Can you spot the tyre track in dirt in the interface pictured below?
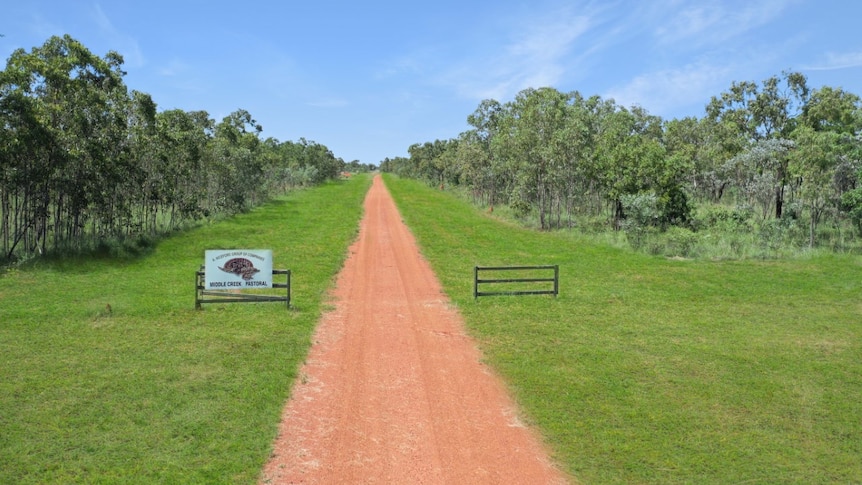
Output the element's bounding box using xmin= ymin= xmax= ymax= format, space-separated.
xmin=260 ymin=175 xmax=570 ymax=484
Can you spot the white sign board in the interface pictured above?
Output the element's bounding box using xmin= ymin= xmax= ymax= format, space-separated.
xmin=204 ymin=249 xmax=273 ymax=290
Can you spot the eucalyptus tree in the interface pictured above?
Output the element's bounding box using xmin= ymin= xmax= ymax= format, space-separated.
xmin=378 ymin=156 xmax=412 ymax=176
xmin=725 ymin=138 xmax=796 ymax=220
xmin=464 ymin=99 xmax=504 ymax=205
xmin=210 ymin=109 xmax=264 ymax=212
xmin=663 ymin=116 xmax=732 ymax=203
xmin=593 ymin=102 xmax=669 ymax=228
xmin=800 ymin=86 xmax=862 ymax=134
xmin=343 ymin=159 xmax=375 ymax=173
xmin=155 ymin=108 xmax=214 ymax=225
xmin=86 ymin=52 xmax=136 ymax=241
xmin=259 ymin=136 xmax=287 ymax=192
xmin=297 ymin=138 xmax=344 ymax=184
xmin=120 ymin=90 xmax=158 ymax=235
xmin=791 ymin=86 xmax=862 ymax=244
xmin=391 ymin=69 xmax=862 ymax=250
xmin=455 ymin=129 xmax=493 ymax=204
xmin=0 ymin=66 xmax=52 ymax=259
xmin=272 ymin=140 xmax=310 ymax=187
xmin=842 ymin=166 xmax=862 ymax=233
xmin=0 ymin=34 xmax=131 ymax=255
xmin=270 ymin=137 xmax=343 ymax=188
xmin=790 ymin=126 xmax=845 ymax=245
xmin=707 ymin=72 xmax=810 ymax=218
xmin=559 ymin=92 xmax=603 ymax=222
xmin=0 ymin=34 xmax=354 ymax=262
xmin=490 ymin=87 xmax=574 ymax=229
xmin=407 ymin=139 xmax=453 ymax=187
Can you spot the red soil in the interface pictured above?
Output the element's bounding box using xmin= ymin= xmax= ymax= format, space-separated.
xmin=260 ymin=175 xmax=571 ymax=484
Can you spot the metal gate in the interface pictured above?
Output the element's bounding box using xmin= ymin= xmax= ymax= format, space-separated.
xmin=473 ymin=265 xmax=559 ymax=299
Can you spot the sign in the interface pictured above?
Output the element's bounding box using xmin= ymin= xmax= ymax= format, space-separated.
xmin=204 ymin=249 xmax=273 ymax=290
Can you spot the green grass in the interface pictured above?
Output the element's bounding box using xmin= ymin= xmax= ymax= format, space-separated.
xmin=0 ymin=174 xmax=372 ymax=484
xmin=384 ymin=174 xmax=862 ymax=484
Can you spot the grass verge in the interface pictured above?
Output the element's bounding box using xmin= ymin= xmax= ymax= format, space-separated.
xmin=384 ymin=174 xmax=862 ymax=484
xmin=0 ymin=174 xmax=372 ymax=484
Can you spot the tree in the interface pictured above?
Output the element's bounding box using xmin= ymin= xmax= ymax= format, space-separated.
xmin=155 ymin=108 xmax=213 ymax=225
xmin=391 ymin=69 xmax=862 ymax=252
xmin=1 ymin=34 xmax=345 ymax=263
xmin=725 ymin=138 xmax=795 ymax=220
xmin=1 ymin=34 xmax=131 ymax=255
xmin=707 ymin=72 xmax=809 ymax=218
xmin=790 ymin=127 xmax=839 ymax=245
xmin=0 ymin=69 xmax=52 ymax=259
xmin=407 ymin=140 xmax=452 ymax=187
xmin=593 ymin=103 xmax=668 ymax=228
xmin=464 ymin=99 xmax=504 ymax=206
xmin=500 ymin=87 xmax=573 ymax=229
xmin=793 ymin=86 xmax=862 ymax=244
xmin=664 ymin=116 xmax=734 ymax=203
xmin=210 ymin=109 xmax=264 ymax=212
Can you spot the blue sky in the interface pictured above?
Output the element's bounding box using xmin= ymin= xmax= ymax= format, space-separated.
xmin=3 ymin=1 xmax=862 ymax=164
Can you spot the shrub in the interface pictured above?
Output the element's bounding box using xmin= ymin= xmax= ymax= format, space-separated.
xmin=657 ymin=185 xmax=693 ymax=228
xmin=841 ymin=188 xmax=862 ymax=233
xmin=664 ymin=226 xmax=699 ymax=257
xmin=620 ymin=193 xmax=659 ymax=250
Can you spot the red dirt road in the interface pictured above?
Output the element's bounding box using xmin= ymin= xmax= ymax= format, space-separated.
xmin=261 ymin=175 xmax=570 ymax=484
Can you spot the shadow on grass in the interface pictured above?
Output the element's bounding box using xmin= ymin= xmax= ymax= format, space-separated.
xmin=7 ymin=234 xmax=163 ymax=275
xmin=0 ymin=185 xmax=327 ymax=277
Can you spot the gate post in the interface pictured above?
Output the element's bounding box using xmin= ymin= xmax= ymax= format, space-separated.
xmin=473 ymin=266 xmax=479 ymax=299
xmin=554 ymin=264 xmax=559 ymax=296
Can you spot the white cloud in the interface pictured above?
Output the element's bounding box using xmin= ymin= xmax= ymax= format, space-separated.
xmin=653 ymin=3 xmax=725 ymax=44
xmin=604 ymin=62 xmax=732 ymax=117
xmin=91 ymin=4 xmax=144 ymax=68
xmin=157 ymin=59 xmax=191 ymax=77
xmin=653 ymin=0 xmax=800 ymax=47
xmin=804 ymin=51 xmax=862 ymax=71
xmin=439 ymin=6 xmax=593 ymax=102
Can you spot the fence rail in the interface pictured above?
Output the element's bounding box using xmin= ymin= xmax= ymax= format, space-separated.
xmin=195 ymin=268 xmax=291 ymax=309
xmin=473 ymin=265 xmax=559 ymax=299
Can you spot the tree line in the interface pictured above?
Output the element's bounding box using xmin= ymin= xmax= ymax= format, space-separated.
xmin=381 ymin=72 xmax=862 ymax=249
xmin=1 ymin=35 xmax=367 ymax=263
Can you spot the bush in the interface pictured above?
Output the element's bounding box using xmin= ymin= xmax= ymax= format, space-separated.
xmin=756 ymin=217 xmax=805 ymax=256
xmin=620 ymin=193 xmax=659 ymax=250
xmin=841 ymin=188 xmax=862 ymax=233
xmin=693 ymin=204 xmax=754 ymax=232
xmin=664 ymin=226 xmax=699 ymax=257
xmin=657 ymin=185 xmax=693 ymax=228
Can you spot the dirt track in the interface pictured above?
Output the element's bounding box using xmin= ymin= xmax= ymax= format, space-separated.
xmin=261 ymin=175 xmax=569 ymax=484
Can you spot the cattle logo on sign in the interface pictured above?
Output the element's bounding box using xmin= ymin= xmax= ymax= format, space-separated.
xmin=205 ymin=250 xmax=273 ymax=289
xmin=219 ymin=257 xmax=261 ymax=280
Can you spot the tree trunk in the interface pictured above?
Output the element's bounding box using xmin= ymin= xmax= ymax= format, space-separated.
xmin=613 ymin=199 xmax=625 ymax=230
xmin=809 ymin=215 xmax=816 ymax=248
xmin=775 ymin=184 xmax=784 ymax=219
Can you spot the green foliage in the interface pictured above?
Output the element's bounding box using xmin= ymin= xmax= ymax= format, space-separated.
xmin=756 ymin=216 xmax=805 ymax=253
xmin=664 ymin=225 xmax=700 ymax=257
xmin=694 ymin=204 xmax=754 ymax=231
xmin=657 ymin=184 xmax=693 ymax=227
xmin=386 ymin=175 xmax=862 ymax=484
xmin=0 ymin=174 xmax=372 ymax=483
xmin=841 ymin=188 xmax=862 ymax=232
xmin=0 ymin=35 xmax=346 ymax=265
xmin=388 ymin=71 xmax=862 ymax=254
xmin=620 ymin=192 xmax=659 ymax=250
